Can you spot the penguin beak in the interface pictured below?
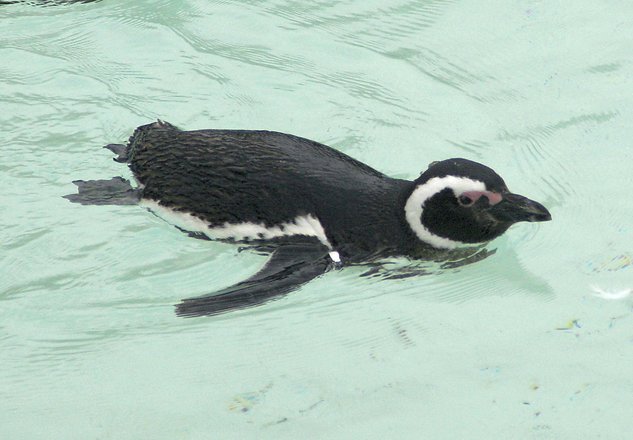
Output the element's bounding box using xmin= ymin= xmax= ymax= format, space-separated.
xmin=490 ymin=193 xmax=552 ymax=223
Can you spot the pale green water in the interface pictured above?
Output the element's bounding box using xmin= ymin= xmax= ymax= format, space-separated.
xmin=2 ymin=1 xmax=633 ymax=438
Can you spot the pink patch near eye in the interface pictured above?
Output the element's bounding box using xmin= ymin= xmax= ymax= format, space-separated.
xmin=461 ymin=190 xmax=503 ymax=206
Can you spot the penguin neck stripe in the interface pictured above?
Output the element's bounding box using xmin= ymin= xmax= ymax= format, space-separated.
xmin=404 ymin=176 xmax=486 ymax=249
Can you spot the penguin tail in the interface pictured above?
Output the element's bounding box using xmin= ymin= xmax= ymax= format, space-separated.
xmin=121 ymin=119 xmax=180 ymax=162
xmin=103 ymin=120 xmax=179 ymax=164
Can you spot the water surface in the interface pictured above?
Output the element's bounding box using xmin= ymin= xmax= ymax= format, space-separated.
xmin=2 ymin=1 xmax=633 ymax=438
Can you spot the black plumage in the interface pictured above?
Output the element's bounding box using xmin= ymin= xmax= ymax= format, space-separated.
xmin=124 ymin=121 xmax=420 ymax=260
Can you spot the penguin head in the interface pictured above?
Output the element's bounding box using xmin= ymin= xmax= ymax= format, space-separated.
xmin=405 ymin=158 xmax=551 ymax=249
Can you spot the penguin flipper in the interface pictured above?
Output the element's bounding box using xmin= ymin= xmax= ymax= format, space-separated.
xmin=175 ymin=244 xmax=333 ymax=317
xmin=63 ymin=177 xmax=140 ymax=205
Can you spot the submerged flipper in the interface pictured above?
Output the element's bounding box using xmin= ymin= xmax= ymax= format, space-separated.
xmin=63 ymin=177 xmax=140 ymax=205
xmin=176 ymin=244 xmax=334 ymax=317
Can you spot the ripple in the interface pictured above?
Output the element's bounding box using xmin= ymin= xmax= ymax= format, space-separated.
xmin=308 ymin=70 xmax=409 ymax=110
xmin=255 ymin=0 xmax=493 ymax=105
xmin=262 ymin=0 xmax=455 ymax=44
xmin=0 ymin=0 xmax=101 ymax=5
xmin=445 ymin=139 xmax=491 ymax=160
xmin=2 ymin=227 xmax=50 ymax=250
xmin=3 ymin=24 xmax=95 ymax=65
xmin=153 ymin=1 xmax=437 ymax=120
xmin=497 ymin=111 xmax=619 ymax=205
xmin=398 ymin=47 xmax=495 ymax=102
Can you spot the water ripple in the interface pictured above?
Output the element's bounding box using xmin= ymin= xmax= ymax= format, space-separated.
xmin=498 ymin=110 xmax=619 ymax=204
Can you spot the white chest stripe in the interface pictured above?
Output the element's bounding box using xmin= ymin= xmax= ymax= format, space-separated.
xmin=404 ymin=176 xmax=485 ymax=250
xmin=140 ymin=199 xmax=334 ymax=249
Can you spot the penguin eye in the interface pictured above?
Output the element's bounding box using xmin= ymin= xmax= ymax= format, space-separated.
xmin=458 ymin=195 xmax=475 ymax=207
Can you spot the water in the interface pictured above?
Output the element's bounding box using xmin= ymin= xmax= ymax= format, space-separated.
xmin=2 ymin=1 xmax=632 ymax=438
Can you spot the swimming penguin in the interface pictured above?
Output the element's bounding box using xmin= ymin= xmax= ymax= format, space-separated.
xmin=64 ymin=120 xmax=551 ymax=317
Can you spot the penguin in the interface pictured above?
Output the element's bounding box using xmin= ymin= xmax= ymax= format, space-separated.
xmin=64 ymin=120 xmax=551 ymax=317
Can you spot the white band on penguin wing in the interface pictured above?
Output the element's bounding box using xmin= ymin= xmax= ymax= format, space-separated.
xmin=404 ymin=176 xmax=485 ymax=249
